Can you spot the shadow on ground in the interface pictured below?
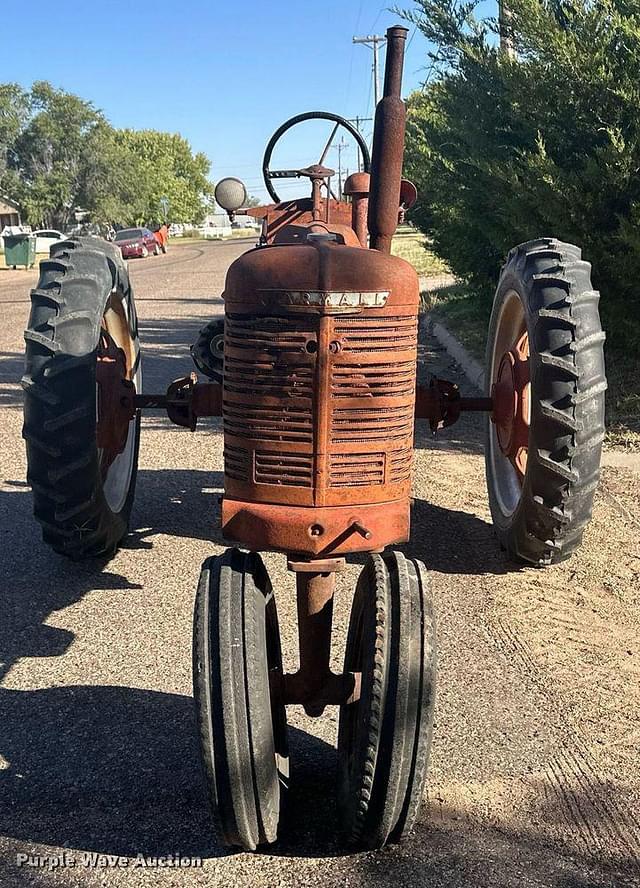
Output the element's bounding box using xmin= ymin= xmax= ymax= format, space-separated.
xmin=0 ymin=684 xmax=631 ymax=884
xmin=0 ymin=684 xmax=338 ymax=860
xmin=0 ymin=352 xmax=24 ymax=408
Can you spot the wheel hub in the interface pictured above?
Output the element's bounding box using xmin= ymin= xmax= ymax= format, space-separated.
xmin=96 ymin=326 xmax=136 ymax=467
xmin=492 ymin=332 xmax=530 ymax=478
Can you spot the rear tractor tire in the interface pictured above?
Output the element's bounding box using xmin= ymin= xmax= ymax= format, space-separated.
xmin=23 ymin=237 xmax=142 ymax=559
xmin=485 ymin=238 xmax=606 ymax=566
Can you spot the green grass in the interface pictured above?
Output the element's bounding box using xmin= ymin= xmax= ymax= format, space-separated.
xmin=0 ymin=251 xmax=48 ymax=270
xmin=391 ymin=226 xmax=450 ymax=277
xmin=420 ymin=280 xmax=640 ymax=451
xmin=421 ymin=281 xmax=491 ymax=360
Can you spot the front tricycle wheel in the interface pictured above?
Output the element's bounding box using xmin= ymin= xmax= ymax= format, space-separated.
xmin=485 ymin=238 xmax=606 ymax=566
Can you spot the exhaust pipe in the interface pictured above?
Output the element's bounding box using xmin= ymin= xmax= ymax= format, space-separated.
xmin=367 ymin=26 xmax=408 ymax=253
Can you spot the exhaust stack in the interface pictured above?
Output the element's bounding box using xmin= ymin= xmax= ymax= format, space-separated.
xmin=367 ymin=26 xmax=408 ymax=253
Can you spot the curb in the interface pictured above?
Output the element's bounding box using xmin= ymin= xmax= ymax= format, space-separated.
xmin=430 ymin=318 xmax=485 ymax=393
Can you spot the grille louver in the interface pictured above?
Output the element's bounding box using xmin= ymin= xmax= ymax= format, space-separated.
xmin=255 ymin=451 xmax=313 ymax=487
xmin=223 ymin=311 xmax=416 ymax=493
xmin=334 ymin=316 xmax=417 ymax=352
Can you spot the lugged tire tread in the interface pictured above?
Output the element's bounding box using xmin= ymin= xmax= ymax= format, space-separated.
xmin=22 ymin=237 xmax=140 ymax=559
xmin=485 ymin=238 xmax=606 ymax=565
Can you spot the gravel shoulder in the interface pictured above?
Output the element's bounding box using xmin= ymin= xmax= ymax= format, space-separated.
xmin=0 ymin=243 xmax=638 ymax=887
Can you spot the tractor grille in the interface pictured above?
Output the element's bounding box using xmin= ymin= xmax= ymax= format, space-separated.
xmin=331 ymin=404 xmax=413 ymax=443
xmin=388 ymin=447 xmax=413 ymax=484
xmin=255 ymin=452 xmax=313 ymax=487
xmin=329 ymin=452 xmax=385 ymax=487
xmin=225 ymin=356 xmax=315 ymax=399
xmin=333 ymin=316 xmax=417 ymax=352
xmin=225 ymin=315 xmax=311 ymax=351
xmin=224 ymin=402 xmax=313 ymax=444
xmin=224 ymin=445 xmax=251 ymax=481
xmin=223 ymin=312 xmax=416 ymax=496
xmin=331 ymin=361 xmax=415 ymax=398
xmin=224 ymin=314 xmax=316 ymax=399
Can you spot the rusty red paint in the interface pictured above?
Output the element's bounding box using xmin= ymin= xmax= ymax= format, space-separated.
xmin=491 ymin=330 xmax=530 ymax=478
xmin=344 ymin=171 xmax=370 ymax=247
xmin=96 ymin=327 xmax=136 ymax=462
xmin=219 ymin=236 xmax=418 ymax=558
xmin=368 ymin=27 xmax=409 ymax=253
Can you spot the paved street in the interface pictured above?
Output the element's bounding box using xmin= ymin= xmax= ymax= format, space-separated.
xmin=0 ymin=240 xmax=638 ymax=887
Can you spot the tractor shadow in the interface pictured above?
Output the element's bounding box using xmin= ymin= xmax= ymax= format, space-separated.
xmin=0 ymin=683 xmax=632 ymax=883
xmin=404 ymin=497 xmax=512 ymax=575
xmin=0 ymin=480 xmax=142 ymax=684
xmin=123 ymin=469 xmax=226 ymax=550
xmin=0 ymin=683 xmax=340 ymax=860
xmin=0 ymin=351 xmax=24 ymax=408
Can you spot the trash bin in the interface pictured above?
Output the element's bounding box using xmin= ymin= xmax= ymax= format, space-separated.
xmin=3 ymin=233 xmax=36 ymax=269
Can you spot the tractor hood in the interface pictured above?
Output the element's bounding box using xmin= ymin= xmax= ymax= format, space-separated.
xmin=222 ymin=240 xmax=419 ymax=314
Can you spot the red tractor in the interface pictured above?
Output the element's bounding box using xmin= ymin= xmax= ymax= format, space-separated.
xmin=22 ymin=27 xmax=606 ymax=851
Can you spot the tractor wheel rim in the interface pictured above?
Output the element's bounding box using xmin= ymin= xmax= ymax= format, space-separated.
xmin=488 ymin=290 xmax=531 ymax=516
xmin=97 ymin=290 xmax=140 ymax=514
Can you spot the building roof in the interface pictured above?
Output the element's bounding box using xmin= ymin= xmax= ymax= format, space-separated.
xmin=0 ymin=195 xmax=20 ymax=211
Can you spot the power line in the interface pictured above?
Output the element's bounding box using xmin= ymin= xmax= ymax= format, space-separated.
xmin=370 ymin=4 xmax=385 ymax=32
xmin=345 ymin=0 xmax=365 ymax=108
xmin=406 ymin=21 xmax=420 ymax=50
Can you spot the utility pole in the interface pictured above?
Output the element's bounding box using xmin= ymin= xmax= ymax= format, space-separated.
xmin=348 ymin=116 xmax=373 ymax=171
xmin=331 ymin=136 xmax=347 ymax=199
xmin=353 ymin=34 xmax=386 ymax=107
xmin=499 ymin=2 xmax=515 ymax=59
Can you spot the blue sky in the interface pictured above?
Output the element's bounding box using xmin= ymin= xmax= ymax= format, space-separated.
xmin=5 ymin=0 xmax=497 ymax=205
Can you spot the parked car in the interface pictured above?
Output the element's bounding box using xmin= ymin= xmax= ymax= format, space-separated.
xmin=33 ymin=229 xmax=65 ymax=253
xmin=113 ymin=227 xmax=160 ymax=259
xmin=231 ymin=218 xmax=259 ymax=230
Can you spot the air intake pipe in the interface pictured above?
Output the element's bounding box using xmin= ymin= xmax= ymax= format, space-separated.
xmin=367 ymin=25 xmax=408 ymax=253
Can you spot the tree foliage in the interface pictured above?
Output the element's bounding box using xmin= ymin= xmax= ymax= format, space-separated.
xmin=1 ymin=81 xmax=213 ymax=229
xmin=115 ymin=130 xmax=212 ymax=224
xmin=402 ymin=0 xmax=640 ymax=350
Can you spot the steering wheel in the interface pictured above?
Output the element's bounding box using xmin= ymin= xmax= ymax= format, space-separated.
xmin=262 ymin=111 xmax=371 ymax=204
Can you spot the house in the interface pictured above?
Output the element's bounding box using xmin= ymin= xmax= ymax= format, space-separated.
xmin=0 ymin=196 xmax=21 ymax=230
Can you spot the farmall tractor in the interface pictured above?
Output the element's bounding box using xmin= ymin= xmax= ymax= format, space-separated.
xmin=22 ymin=27 xmax=606 ymax=851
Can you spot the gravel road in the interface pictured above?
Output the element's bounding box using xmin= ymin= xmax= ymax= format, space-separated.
xmin=0 ymin=240 xmax=638 ymax=888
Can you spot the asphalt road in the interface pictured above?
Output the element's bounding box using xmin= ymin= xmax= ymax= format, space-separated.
xmin=0 ymin=241 xmax=638 ymax=888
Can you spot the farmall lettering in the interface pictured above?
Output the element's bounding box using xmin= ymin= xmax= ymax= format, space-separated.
xmin=280 ymin=290 xmax=390 ymax=307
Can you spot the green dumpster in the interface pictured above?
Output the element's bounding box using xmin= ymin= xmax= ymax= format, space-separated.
xmin=3 ymin=233 xmax=36 ymax=269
